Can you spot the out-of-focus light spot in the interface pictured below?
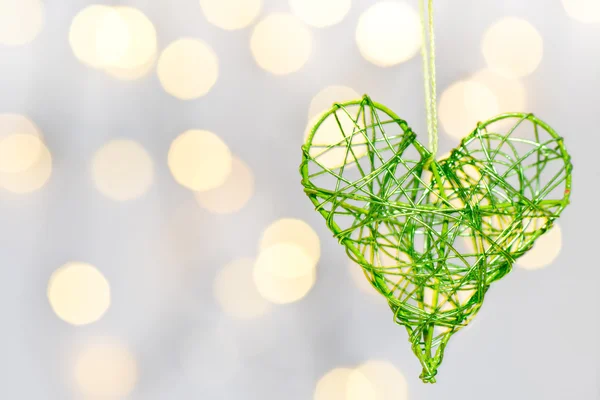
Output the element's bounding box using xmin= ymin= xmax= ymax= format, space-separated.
xmin=0 ymin=0 xmax=44 ymax=46
xmin=168 ymin=129 xmax=232 ymax=192
xmin=0 ymin=134 xmax=42 ymax=173
xmin=348 ymin=261 xmax=383 ymax=300
xmin=0 ymin=139 xmax=52 ymax=193
xmin=562 ymin=0 xmax=600 ymax=23
xmin=439 ymin=80 xmax=499 ymax=140
xmin=305 ymin=108 xmax=368 ymax=170
xmin=308 ymin=86 xmax=360 ymax=120
xmin=105 ymin=54 xmax=156 ymax=81
xmin=471 ymin=68 xmax=526 ymax=114
xmin=199 ymin=0 xmax=262 ymax=30
xmin=516 ymin=224 xmax=563 ymax=270
xmin=69 ymin=5 xmax=156 ymax=76
xmin=92 ymin=139 xmax=154 ymax=201
xmin=74 ymin=339 xmax=138 ymax=398
xmin=260 ymin=218 xmax=321 ymax=264
xmin=250 ymin=13 xmax=312 ymax=75
xmin=356 ymin=1 xmax=421 ymax=67
xmin=347 ymin=360 xmax=409 ymax=400
xmin=47 ymin=262 xmax=110 ymax=326
xmin=107 ymin=7 xmax=156 ymax=70
xmin=290 ymin=0 xmax=351 ymax=28
xmin=157 ymin=38 xmax=219 ymax=100
xmin=0 ymin=113 xmax=42 ymax=138
xmin=253 ymin=245 xmax=316 ymax=304
xmin=195 ymin=156 xmax=254 ymax=214
xmin=482 ymin=17 xmax=543 ymax=78
xmin=314 ymin=367 xmax=353 ymax=400
xmin=255 ymin=243 xmax=316 ymax=278
xmin=94 ymin=8 xmax=130 ymax=67
xmin=70 ymin=5 xmax=114 ymax=68
xmin=213 ymin=257 xmax=271 ymax=319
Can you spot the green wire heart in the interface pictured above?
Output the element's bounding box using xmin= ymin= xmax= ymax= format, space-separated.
xmin=300 ymin=95 xmax=572 ymax=383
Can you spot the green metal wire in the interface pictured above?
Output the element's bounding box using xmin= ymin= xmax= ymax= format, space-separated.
xmin=299 ymin=95 xmax=572 ymax=383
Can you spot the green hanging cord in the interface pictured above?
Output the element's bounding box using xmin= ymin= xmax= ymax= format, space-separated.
xmin=419 ymin=0 xmax=438 ymax=166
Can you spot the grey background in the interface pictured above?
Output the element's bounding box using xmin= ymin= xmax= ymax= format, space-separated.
xmin=0 ymin=0 xmax=597 ymax=398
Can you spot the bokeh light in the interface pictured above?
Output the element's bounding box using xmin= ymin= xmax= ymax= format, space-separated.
xmin=0 ymin=0 xmax=44 ymax=46
xmin=47 ymin=262 xmax=110 ymax=326
xmin=471 ymin=68 xmax=526 ymax=114
xmin=0 ymin=138 xmax=52 ymax=193
xmin=69 ymin=5 xmax=157 ymax=77
xmin=260 ymin=218 xmax=321 ymax=264
xmin=348 ymin=261 xmax=383 ymax=300
xmin=92 ymin=139 xmax=154 ymax=202
xmin=438 ymin=80 xmax=499 ymax=140
xmin=347 ymin=360 xmax=409 ymax=400
xmin=70 ymin=5 xmax=116 ymax=68
xmin=355 ymin=1 xmax=421 ymax=67
xmin=213 ymin=257 xmax=271 ymax=319
xmin=516 ymin=224 xmax=563 ymax=270
xmin=168 ymin=129 xmax=232 ymax=192
xmin=308 ymin=85 xmax=360 ymax=120
xmin=105 ymin=54 xmax=156 ymax=81
xmin=250 ymin=13 xmax=312 ymax=75
xmin=290 ymin=0 xmax=351 ymax=28
xmin=255 ymin=243 xmax=316 ymax=278
xmin=562 ymin=0 xmax=600 ymax=23
xmin=314 ymin=367 xmax=353 ymax=400
xmin=482 ymin=17 xmax=543 ymax=78
xmin=195 ymin=156 xmax=254 ymax=214
xmin=74 ymin=339 xmax=138 ymax=398
xmin=253 ymin=259 xmax=316 ymax=304
xmin=199 ymin=0 xmax=263 ymax=30
xmin=0 ymin=134 xmax=43 ymax=173
xmin=157 ymin=38 xmax=219 ymax=100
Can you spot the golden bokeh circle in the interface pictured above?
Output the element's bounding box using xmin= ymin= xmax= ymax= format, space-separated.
xmin=471 ymin=68 xmax=526 ymax=114
xmin=199 ymin=0 xmax=263 ymax=30
xmin=562 ymin=0 xmax=600 ymax=23
xmin=347 ymin=360 xmax=409 ymax=400
xmin=516 ymin=224 xmax=563 ymax=270
xmin=195 ymin=156 xmax=254 ymax=214
xmin=314 ymin=367 xmax=353 ymax=400
xmin=157 ymin=38 xmax=219 ymax=100
xmin=290 ymin=0 xmax=351 ymax=28
xmin=92 ymin=139 xmax=154 ymax=201
xmin=213 ymin=257 xmax=271 ymax=319
xmin=482 ymin=17 xmax=543 ymax=78
xmin=250 ymin=13 xmax=312 ymax=75
xmin=168 ymin=129 xmax=232 ymax=192
xmin=0 ymin=0 xmax=44 ymax=46
xmin=308 ymin=85 xmax=360 ymax=120
xmin=0 ymin=133 xmax=43 ymax=173
xmin=356 ymin=1 xmax=421 ymax=67
xmin=438 ymin=80 xmax=499 ymax=140
xmin=0 ymin=139 xmax=52 ymax=194
xmin=260 ymin=218 xmax=321 ymax=264
xmin=47 ymin=262 xmax=110 ymax=326
xmin=74 ymin=339 xmax=138 ymax=398
xmin=255 ymin=243 xmax=316 ymax=278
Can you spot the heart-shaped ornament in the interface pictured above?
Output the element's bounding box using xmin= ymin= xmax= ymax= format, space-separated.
xmin=300 ymin=95 xmax=572 ymax=383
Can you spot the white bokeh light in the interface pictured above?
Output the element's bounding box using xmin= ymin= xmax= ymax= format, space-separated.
xmin=74 ymin=339 xmax=138 ymax=398
xmin=199 ymin=0 xmax=263 ymax=30
xmin=260 ymin=218 xmax=321 ymax=264
xmin=157 ymin=38 xmax=219 ymax=100
xmin=439 ymin=80 xmax=499 ymax=140
xmin=308 ymin=85 xmax=360 ymax=120
xmin=314 ymin=367 xmax=353 ymax=400
xmin=482 ymin=17 xmax=544 ymax=78
xmin=0 ymin=0 xmax=44 ymax=46
xmin=562 ymin=0 xmax=600 ymax=23
xmin=356 ymin=1 xmax=421 ymax=67
xmin=168 ymin=129 xmax=232 ymax=192
xmin=47 ymin=262 xmax=111 ymax=326
xmin=195 ymin=156 xmax=254 ymax=214
xmin=517 ymin=224 xmax=563 ymax=270
xmin=251 ymin=13 xmax=312 ymax=75
xmin=92 ymin=139 xmax=154 ymax=201
xmin=347 ymin=360 xmax=409 ymax=400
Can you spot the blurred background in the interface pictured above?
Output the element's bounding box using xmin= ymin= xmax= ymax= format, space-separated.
xmin=0 ymin=0 xmax=597 ymax=398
